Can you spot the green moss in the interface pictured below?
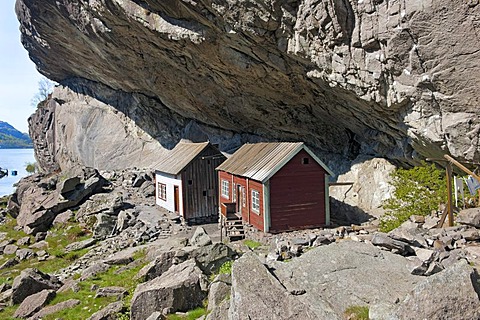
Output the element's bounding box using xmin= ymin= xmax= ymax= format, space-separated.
xmin=243 ymin=239 xmax=261 ymax=250
xmin=344 ymin=305 xmax=369 ymax=320
xmin=166 ymin=307 xmax=207 ymax=320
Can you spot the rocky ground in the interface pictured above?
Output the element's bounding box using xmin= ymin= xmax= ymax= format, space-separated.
xmin=0 ymin=167 xmax=479 ymax=319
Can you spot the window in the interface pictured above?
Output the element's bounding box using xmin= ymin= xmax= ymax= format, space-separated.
xmin=188 ymin=180 xmax=193 ymax=185
xmin=252 ymin=189 xmax=260 ymax=213
xmin=221 ymin=180 xmax=229 ymax=199
xmin=158 ymin=182 xmax=167 ymax=201
xmin=302 ymin=157 xmax=310 ymax=165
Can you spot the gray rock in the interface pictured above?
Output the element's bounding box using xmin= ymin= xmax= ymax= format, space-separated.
xmin=273 ymin=241 xmax=422 ymax=318
xmin=80 ymin=262 xmax=110 ymax=281
xmin=93 ymin=213 xmax=117 ymax=239
xmin=371 ymin=232 xmax=413 ymax=255
xmin=52 ymin=210 xmax=73 ymax=225
xmin=190 ymin=227 xmax=212 ymax=247
xmin=461 ymin=229 xmax=480 ymax=241
xmin=291 ymin=238 xmax=309 ymax=246
xmin=206 ymin=299 xmax=230 ymax=320
xmin=193 ymin=243 xmax=236 ymax=275
xmin=103 ymin=246 xmax=144 ymax=265
xmin=30 ymin=299 xmax=81 ymax=320
xmin=0 ymin=258 xmax=19 ymax=270
xmin=58 ymin=176 xmax=81 ymax=195
xmin=3 ymin=244 xmax=18 ymax=255
xmin=457 ymin=207 xmax=480 ymax=228
xmin=30 ymin=240 xmax=48 ymax=249
xmin=65 ymin=238 xmax=97 ymax=252
xmin=229 ymin=252 xmax=320 ymax=320
xmin=16 ymin=248 xmax=35 ymax=261
xmin=405 ymin=256 xmax=428 ymax=276
xmin=95 ymin=286 xmax=128 ymax=299
xmin=13 ymin=289 xmax=55 ymax=318
xmin=34 ymin=232 xmax=47 ymax=242
xmin=11 ymin=268 xmax=62 ymax=304
xmin=87 ymin=301 xmax=125 ymax=320
xmin=208 ymin=273 xmax=231 ymax=311
xmin=135 ymin=251 xmax=176 ymax=281
xmin=130 ymin=259 xmax=208 ymax=320
xmin=146 ymin=311 xmax=163 ymax=320
xmin=132 ymin=174 xmax=146 ymax=188
xmin=58 ymin=279 xmax=81 ymax=293
xmin=0 ymin=283 xmax=11 ymax=293
xmin=17 ymin=236 xmax=31 ymax=246
xmin=393 ymin=261 xmax=480 ymax=320
xmin=139 ymin=181 xmax=155 ymax=197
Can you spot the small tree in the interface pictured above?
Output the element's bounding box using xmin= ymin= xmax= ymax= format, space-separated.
xmin=31 ymin=77 xmax=55 ymax=107
xmin=380 ymin=162 xmax=447 ymax=232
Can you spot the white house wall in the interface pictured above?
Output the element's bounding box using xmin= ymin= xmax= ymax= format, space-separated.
xmin=155 ymin=171 xmax=184 ymax=216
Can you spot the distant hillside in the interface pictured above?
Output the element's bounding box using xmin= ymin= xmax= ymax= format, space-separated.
xmin=0 ymin=121 xmax=32 ymax=148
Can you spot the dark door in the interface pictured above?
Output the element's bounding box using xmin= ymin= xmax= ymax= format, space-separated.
xmin=174 ymin=186 xmax=180 ymax=214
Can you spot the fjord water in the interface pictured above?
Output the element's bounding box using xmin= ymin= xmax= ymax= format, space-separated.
xmin=0 ymin=149 xmax=35 ymax=197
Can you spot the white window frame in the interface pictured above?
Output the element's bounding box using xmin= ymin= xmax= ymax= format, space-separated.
xmin=158 ymin=182 xmax=167 ymax=201
xmin=221 ymin=180 xmax=229 ymax=199
xmin=251 ymin=189 xmax=260 ymax=214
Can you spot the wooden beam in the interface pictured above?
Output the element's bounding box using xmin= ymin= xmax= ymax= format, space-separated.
xmin=444 ymin=155 xmax=480 ymax=182
xmin=446 ymin=162 xmax=454 ymax=227
xmin=329 ymin=182 xmax=355 ymax=186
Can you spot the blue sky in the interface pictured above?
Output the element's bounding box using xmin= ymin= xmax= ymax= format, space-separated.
xmin=0 ymin=1 xmax=43 ymax=133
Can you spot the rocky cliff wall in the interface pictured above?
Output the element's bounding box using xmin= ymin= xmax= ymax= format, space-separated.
xmin=17 ymin=0 xmax=480 ymax=168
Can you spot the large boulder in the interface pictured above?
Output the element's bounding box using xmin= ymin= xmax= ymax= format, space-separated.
xmin=30 ymin=299 xmax=80 ymax=320
xmin=87 ymin=301 xmax=125 ymax=320
xmin=11 ymin=268 xmax=62 ymax=304
xmin=457 ymin=208 xmax=480 ymax=228
xmin=130 ymin=259 xmax=208 ymax=320
xmin=14 ymin=168 xmax=106 ymax=234
xmin=135 ymin=251 xmax=176 ymax=282
xmin=229 ymin=252 xmax=321 ymax=320
xmin=391 ymin=260 xmax=480 ymax=320
xmin=273 ymin=241 xmax=422 ymax=318
xmin=371 ymin=232 xmax=414 ymax=255
xmin=192 ymin=243 xmax=236 ymax=275
xmin=13 ymin=289 xmax=55 ymax=318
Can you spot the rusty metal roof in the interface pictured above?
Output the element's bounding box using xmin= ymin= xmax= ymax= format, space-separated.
xmin=154 ymin=142 xmax=210 ymax=175
xmin=216 ymin=142 xmax=334 ymax=183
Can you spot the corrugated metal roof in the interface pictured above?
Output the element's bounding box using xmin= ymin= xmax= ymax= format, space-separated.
xmin=154 ymin=142 xmax=210 ymax=175
xmin=216 ymin=142 xmax=334 ymax=183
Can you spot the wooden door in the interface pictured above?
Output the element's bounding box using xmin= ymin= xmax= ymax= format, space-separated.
xmin=174 ymin=186 xmax=180 ymax=214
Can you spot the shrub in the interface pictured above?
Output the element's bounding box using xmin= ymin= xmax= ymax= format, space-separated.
xmin=344 ymin=305 xmax=369 ymax=320
xmin=380 ymin=162 xmax=447 ymax=232
xmin=25 ymin=162 xmax=36 ymax=173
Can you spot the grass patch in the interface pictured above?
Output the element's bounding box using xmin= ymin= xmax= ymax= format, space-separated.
xmin=166 ymin=307 xmax=207 ymax=320
xmin=36 ymin=254 xmax=147 ymax=320
xmin=344 ymin=305 xmax=369 ymax=320
xmin=243 ymin=239 xmax=261 ymax=250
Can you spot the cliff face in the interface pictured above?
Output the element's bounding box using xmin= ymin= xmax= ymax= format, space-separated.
xmin=18 ymin=0 xmax=480 ymax=169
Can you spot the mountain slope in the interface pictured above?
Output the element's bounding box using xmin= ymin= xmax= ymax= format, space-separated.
xmin=0 ymin=121 xmax=32 ymax=148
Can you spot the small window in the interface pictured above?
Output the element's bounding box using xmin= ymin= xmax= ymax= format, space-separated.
xmin=188 ymin=180 xmax=193 ymax=185
xmin=221 ymin=180 xmax=229 ymax=199
xmin=302 ymin=157 xmax=310 ymax=165
xmin=251 ymin=189 xmax=260 ymax=213
xmin=157 ymin=182 xmax=167 ymax=201
xmin=203 ymin=190 xmax=207 ymax=196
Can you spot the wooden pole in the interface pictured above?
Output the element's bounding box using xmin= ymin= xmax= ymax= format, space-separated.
xmin=446 ymin=162 xmax=454 ymax=227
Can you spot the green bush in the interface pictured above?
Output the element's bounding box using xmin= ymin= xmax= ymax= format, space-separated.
xmin=380 ymin=162 xmax=447 ymax=232
xmin=243 ymin=239 xmax=261 ymax=250
xmin=25 ymin=162 xmax=36 ymax=173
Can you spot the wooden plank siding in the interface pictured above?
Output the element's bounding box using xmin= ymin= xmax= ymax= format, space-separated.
xmin=219 ymin=171 xmax=264 ymax=231
xmin=269 ymin=150 xmax=326 ymax=232
xmin=181 ymin=145 xmax=225 ymax=223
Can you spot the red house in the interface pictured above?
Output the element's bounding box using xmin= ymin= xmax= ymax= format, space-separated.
xmin=216 ymin=142 xmax=334 ymax=233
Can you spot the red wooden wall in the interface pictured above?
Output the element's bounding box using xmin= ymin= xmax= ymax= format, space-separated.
xmin=269 ymin=149 xmax=326 ymax=232
xmin=218 ymin=171 xmax=264 ymax=231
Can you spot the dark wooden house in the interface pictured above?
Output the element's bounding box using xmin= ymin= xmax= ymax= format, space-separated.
xmin=155 ymin=142 xmax=226 ymax=224
xmin=216 ymin=142 xmax=334 ymax=233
